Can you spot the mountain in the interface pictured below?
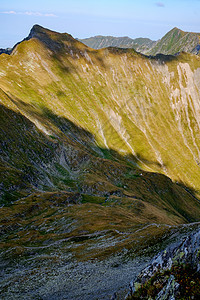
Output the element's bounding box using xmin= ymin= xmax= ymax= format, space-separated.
xmin=1 ymin=25 xmax=200 ymax=298
xmin=79 ymin=35 xmax=156 ymax=53
xmin=79 ymin=27 xmax=200 ymax=55
xmin=148 ymin=27 xmax=200 ymax=55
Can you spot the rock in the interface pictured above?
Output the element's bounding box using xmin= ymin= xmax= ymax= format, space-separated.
xmin=127 ymin=228 xmax=200 ymax=299
xmin=156 ymin=275 xmax=179 ymax=300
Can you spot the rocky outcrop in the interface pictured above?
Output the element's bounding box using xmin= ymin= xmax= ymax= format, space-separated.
xmin=127 ymin=228 xmax=200 ymax=299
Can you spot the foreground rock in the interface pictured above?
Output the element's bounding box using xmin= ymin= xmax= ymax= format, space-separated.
xmin=127 ymin=227 xmax=200 ymax=299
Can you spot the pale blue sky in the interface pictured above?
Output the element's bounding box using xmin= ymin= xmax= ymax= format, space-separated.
xmin=0 ymin=0 xmax=200 ymax=48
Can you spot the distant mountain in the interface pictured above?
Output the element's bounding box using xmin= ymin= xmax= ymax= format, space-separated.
xmin=79 ymin=35 xmax=156 ymax=53
xmin=148 ymin=27 xmax=200 ymax=55
xmin=79 ymin=27 xmax=200 ymax=55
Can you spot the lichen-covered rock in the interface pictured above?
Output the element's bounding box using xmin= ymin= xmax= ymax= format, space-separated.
xmin=156 ymin=275 xmax=179 ymax=300
xmin=127 ymin=228 xmax=200 ymax=299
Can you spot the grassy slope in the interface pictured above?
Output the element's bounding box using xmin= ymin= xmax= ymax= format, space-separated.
xmin=1 ymin=25 xmax=200 ymax=262
xmin=2 ymin=98 xmax=200 ymax=262
xmin=1 ymin=26 xmax=200 ymax=190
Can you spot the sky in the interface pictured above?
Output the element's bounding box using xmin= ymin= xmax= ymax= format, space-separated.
xmin=0 ymin=0 xmax=200 ymax=48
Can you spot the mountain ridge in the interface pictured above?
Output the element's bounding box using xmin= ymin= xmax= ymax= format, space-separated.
xmin=79 ymin=27 xmax=200 ymax=55
xmin=2 ymin=25 xmax=199 ymax=57
xmin=78 ymin=34 xmax=155 ymax=53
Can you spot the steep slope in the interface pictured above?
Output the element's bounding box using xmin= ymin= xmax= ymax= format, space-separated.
xmin=1 ymin=72 xmax=200 ymax=223
xmin=79 ymin=35 xmax=155 ymax=53
xmin=148 ymin=27 xmax=200 ymax=55
xmin=1 ymin=24 xmax=200 ymax=298
xmin=1 ymin=25 xmax=200 ymax=191
xmin=1 ymin=23 xmax=200 ymax=247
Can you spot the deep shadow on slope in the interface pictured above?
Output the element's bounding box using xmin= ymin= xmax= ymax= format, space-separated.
xmin=3 ymin=95 xmax=168 ymax=168
xmin=1 ymin=102 xmax=200 ymax=224
xmin=148 ymin=53 xmax=178 ymax=62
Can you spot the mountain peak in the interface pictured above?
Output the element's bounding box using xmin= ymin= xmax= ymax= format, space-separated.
xmin=30 ymin=24 xmax=45 ymax=32
xmin=27 ymin=24 xmax=59 ymax=40
xmin=171 ymin=27 xmax=183 ymax=33
xmin=24 ymin=24 xmax=84 ymax=53
xmin=28 ymin=24 xmax=47 ymax=36
xmin=172 ymin=27 xmax=180 ymax=31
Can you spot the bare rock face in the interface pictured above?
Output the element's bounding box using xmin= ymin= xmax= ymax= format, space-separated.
xmin=155 ymin=275 xmax=180 ymax=300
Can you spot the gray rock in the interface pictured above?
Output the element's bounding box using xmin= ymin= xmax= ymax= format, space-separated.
xmin=128 ymin=228 xmax=200 ymax=298
xmin=156 ymin=275 xmax=179 ymax=300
